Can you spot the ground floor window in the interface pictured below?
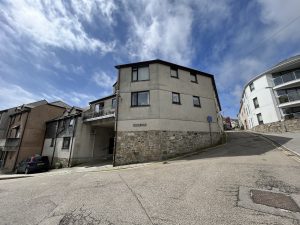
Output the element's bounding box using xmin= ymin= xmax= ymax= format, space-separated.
xmin=62 ymin=137 xmax=71 ymax=149
xmin=257 ymin=113 xmax=264 ymax=125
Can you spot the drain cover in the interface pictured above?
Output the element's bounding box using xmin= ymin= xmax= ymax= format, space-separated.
xmin=251 ymin=189 xmax=300 ymax=212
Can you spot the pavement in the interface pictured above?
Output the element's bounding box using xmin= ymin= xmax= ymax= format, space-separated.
xmin=251 ymin=131 xmax=300 ymax=156
xmin=0 ymin=131 xmax=300 ymax=225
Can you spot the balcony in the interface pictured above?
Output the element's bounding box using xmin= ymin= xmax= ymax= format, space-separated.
xmin=4 ymin=138 xmax=20 ymax=151
xmin=278 ymin=92 xmax=300 ymax=108
xmin=83 ymin=109 xmax=115 ymax=122
xmin=273 ymin=70 xmax=300 ymax=89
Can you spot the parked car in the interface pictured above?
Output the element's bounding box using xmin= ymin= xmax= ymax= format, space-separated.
xmin=15 ymin=155 xmax=50 ymax=174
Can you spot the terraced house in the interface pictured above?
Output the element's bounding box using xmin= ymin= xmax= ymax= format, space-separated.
xmin=0 ymin=100 xmax=69 ymax=171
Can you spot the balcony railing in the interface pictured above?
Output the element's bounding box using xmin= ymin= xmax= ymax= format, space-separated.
xmin=273 ymin=70 xmax=300 ymax=86
xmin=83 ymin=109 xmax=115 ymax=121
xmin=278 ymin=92 xmax=300 ymax=104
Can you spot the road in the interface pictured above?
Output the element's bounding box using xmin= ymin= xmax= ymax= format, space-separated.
xmin=0 ymin=131 xmax=300 ymax=225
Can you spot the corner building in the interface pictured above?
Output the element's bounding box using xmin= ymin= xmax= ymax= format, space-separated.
xmin=114 ymin=59 xmax=223 ymax=165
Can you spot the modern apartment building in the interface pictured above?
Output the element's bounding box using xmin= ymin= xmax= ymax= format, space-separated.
xmin=238 ymin=55 xmax=300 ymax=129
xmin=0 ymin=100 xmax=69 ymax=171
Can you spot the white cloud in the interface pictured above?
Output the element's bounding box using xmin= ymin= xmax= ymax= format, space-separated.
xmin=0 ymin=0 xmax=116 ymax=53
xmin=93 ymin=71 xmax=115 ymax=88
xmin=257 ymin=0 xmax=300 ymax=42
xmin=70 ymin=0 xmax=117 ymax=24
xmin=123 ymin=1 xmax=193 ymax=65
xmin=0 ymin=79 xmax=40 ymax=110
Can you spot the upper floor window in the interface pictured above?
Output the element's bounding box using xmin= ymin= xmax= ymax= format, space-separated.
xmin=170 ymin=67 xmax=178 ymax=78
xmin=190 ymin=73 xmax=198 ymax=83
xmin=172 ymin=92 xmax=181 ymax=104
xmin=69 ymin=118 xmax=75 ymax=126
xmin=112 ymin=98 xmax=116 ymax=109
xmin=132 ymin=66 xmax=149 ymax=82
xmin=131 ymin=91 xmax=150 ymax=107
xmin=249 ymin=82 xmax=255 ymax=92
xmin=253 ymin=97 xmax=259 ymax=108
xmin=95 ymin=102 xmax=104 ymax=113
xmin=193 ymin=96 xmax=201 ymax=107
xmin=257 ymin=113 xmax=264 ymax=125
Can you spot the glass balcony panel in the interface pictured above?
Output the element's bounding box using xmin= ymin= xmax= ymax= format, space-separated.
xmin=282 ymin=72 xmax=295 ymax=83
xmin=295 ymin=70 xmax=300 ymax=79
xmin=278 ymin=95 xmax=289 ymax=103
xmin=273 ymin=76 xmax=283 ymax=86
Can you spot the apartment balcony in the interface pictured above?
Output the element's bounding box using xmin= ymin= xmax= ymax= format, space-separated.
xmin=278 ymin=92 xmax=300 ymax=108
xmin=4 ymin=138 xmax=20 ymax=151
xmin=83 ymin=109 xmax=115 ymax=122
xmin=273 ymin=70 xmax=300 ymax=90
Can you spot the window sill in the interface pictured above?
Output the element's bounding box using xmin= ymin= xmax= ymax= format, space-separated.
xmin=131 ymin=105 xmax=150 ymax=108
xmin=171 ymin=76 xmax=179 ymax=79
xmin=193 ymin=105 xmax=201 ymax=108
xmin=172 ymin=102 xmax=181 ymax=105
xmin=131 ymin=80 xmax=150 ymax=83
xmin=191 ymin=81 xmax=198 ymax=84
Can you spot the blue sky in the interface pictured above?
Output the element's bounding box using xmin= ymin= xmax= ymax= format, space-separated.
xmin=0 ymin=0 xmax=300 ymax=117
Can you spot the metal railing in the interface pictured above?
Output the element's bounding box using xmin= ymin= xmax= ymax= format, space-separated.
xmin=83 ymin=109 xmax=115 ymax=121
xmin=273 ymin=70 xmax=300 ymax=86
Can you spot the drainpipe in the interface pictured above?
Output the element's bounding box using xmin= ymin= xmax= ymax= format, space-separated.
xmin=68 ymin=116 xmax=78 ymax=167
xmin=13 ymin=111 xmax=29 ymax=170
xmin=50 ymin=121 xmax=59 ymax=167
xmin=113 ymin=70 xmax=121 ymax=167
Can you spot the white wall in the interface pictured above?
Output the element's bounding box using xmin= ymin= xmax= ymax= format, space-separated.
xmin=240 ymin=74 xmax=281 ymax=129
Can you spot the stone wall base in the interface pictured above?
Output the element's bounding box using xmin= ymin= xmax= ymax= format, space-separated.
xmin=252 ymin=119 xmax=300 ymax=133
xmin=115 ymin=130 xmax=223 ymax=166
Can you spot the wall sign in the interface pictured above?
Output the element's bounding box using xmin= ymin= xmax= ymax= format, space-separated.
xmin=133 ymin=123 xmax=147 ymax=127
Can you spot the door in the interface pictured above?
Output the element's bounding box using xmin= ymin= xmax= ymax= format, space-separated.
xmin=108 ymin=137 xmax=114 ymax=154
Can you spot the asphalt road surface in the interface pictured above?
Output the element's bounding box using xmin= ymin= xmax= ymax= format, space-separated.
xmin=1 ymin=131 xmax=300 ymax=225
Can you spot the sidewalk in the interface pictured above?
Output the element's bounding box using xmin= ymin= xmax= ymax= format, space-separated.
xmin=252 ymin=131 xmax=300 ymax=156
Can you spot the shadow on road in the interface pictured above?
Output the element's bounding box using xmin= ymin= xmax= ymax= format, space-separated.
xmin=178 ymin=131 xmax=292 ymax=161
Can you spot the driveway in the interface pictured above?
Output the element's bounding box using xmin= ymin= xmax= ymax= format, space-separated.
xmin=0 ymin=131 xmax=299 ymax=225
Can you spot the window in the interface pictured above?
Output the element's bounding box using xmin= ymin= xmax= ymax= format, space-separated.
xmin=257 ymin=113 xmax=264 ymax=125
xmin=62 ymin=137 xmax=71 ymax=149
xmin=132 ymin=66 xmax=149 ymax=81
xmin=193 ymin=96 xmax=201 ymax=107
xmin=172 ymin=92 xmax=181 ymax=104
xmin=249 ymin=82 xmax=255 ymax=92
xmin=170 ymin=67 xmax=178 ymax=78
xmin=190 ymin=73 xmax=197 ymax=83
xmin=50 ymin=138 xmax=54 ymax=147
xmin=15 ymin=127 xmax=20 ymax=138
xmin=69 ymin=118 xmax=74 ymax=126
xmin=95 ymin=102 xmax=104 ymax=113
xmin=112 ymin=98 xmax=116 ymax=109
xmin=131 ymin=91 xmax=150 ymax=107
xmin=253 ymin=97 xmax=259 ymax=108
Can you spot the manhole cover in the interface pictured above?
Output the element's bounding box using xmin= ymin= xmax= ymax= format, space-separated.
xmin=251 ymin=189 xmax=300 ymax=212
